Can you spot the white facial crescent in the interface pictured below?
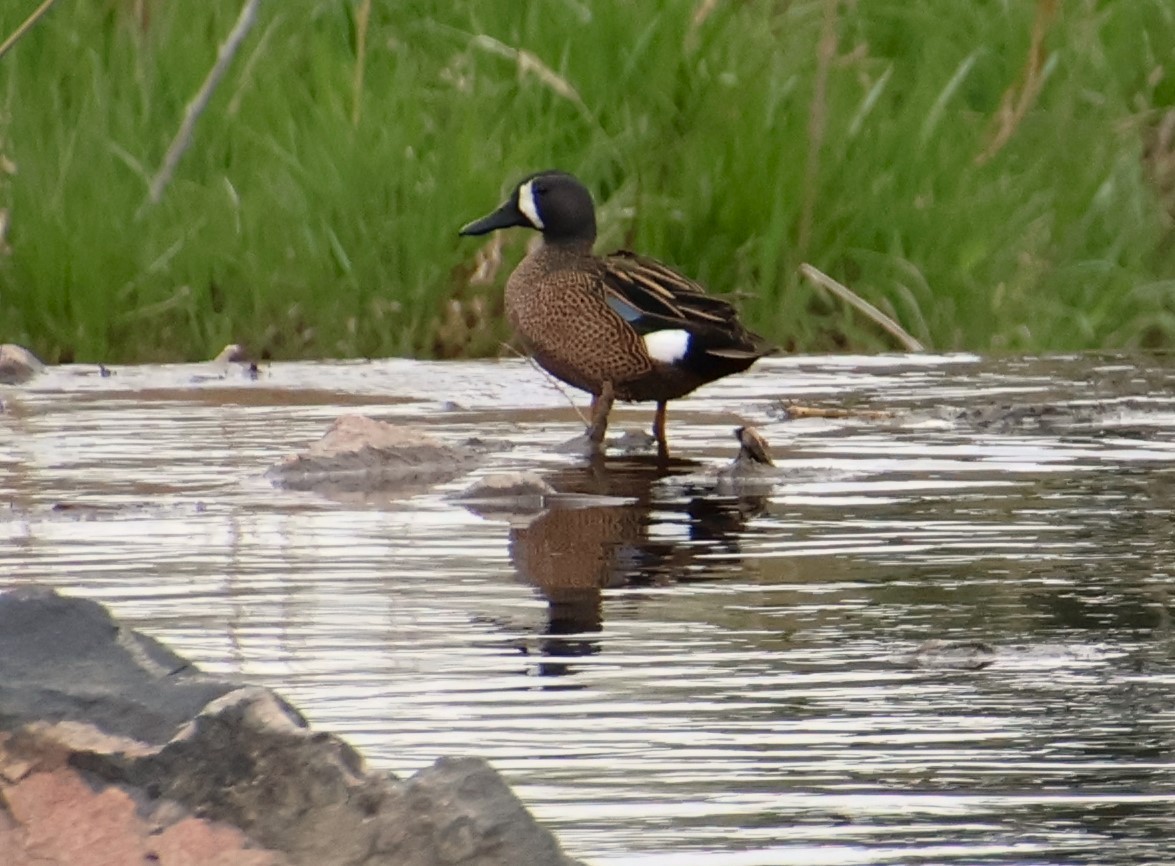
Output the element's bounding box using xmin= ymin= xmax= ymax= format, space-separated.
xmin=517 ymin=180 xmax=544 ymax=230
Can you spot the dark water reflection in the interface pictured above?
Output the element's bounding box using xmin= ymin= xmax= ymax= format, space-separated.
xmin=3 ymin=353 xmax=1175 ymax=864
xmin=497 ymin=457 xmax=768 ymax=677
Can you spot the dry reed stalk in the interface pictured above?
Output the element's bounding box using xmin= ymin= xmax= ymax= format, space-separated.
xmin=798 ymin=0 xmax=840 ymax=259
xmin=141 ymin=0 xmax=261 ymax=211
xmin=975 ymin=0 xmax=1058 ymax=165
xmin=684 ymin=0 xmax=721 ymax=52
xmin=0 ymin=0 xmax=58 ymax=61
xmin=469 ymin=34 xmax=593 ymax=123
xmin=799 ymin=262 xmax=925 ymax=351
xmin=351 ymin=0 xmax=372 ymax=128
xmin=781 ymin=403 xmax=894 ymax=420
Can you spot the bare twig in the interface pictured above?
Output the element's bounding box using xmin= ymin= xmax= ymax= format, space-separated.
xmin=798 ymin=0 xmax=840 ymax=258
xmin=781 ymin=403 xmax=894 ymax=420
xmin=351 ymin=0 xmax=372 ymax=127
xmin=501 ymin=343 xmax=590 ymax=424
xmin=0 ymin=0 xmax=58 ymax=61
xmin=975 ymin=0 xmax=1058 ymax=165
xmin=800 ymin=263 xmax=925 ymax=352
xmin=141 ymin=0 xmax=261 ymax=212
xmin=469 ymin=34 xmax=594 ymax=124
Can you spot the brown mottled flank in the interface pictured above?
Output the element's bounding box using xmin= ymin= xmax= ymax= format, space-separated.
xmin=508 ymin=246 xmax=654 ymax=397
xmin=507 ymin=241 xmax=769 ymax=403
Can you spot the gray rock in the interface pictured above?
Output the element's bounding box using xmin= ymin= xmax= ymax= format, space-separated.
xmin=457 ymin=471 xmax=556 ymax=501
xmin=0 ymin=587 xmax=585 ymax=866
xmin=455 ymin=471 xmax=556 ymax=519
xmin=0 ymin=343 xmax=45 ymax=384
xmin=0 ymin=586 xmax=236 ymax=744
xmin=910 ymin=638 xmax=997 ymax=670
xmin=268 ymin=415 xmax=480 ymax=493
xmin=715 ymin=426 xmax=781 ymax=496
xmin=732 ymin=426 xmax=774 ymax=466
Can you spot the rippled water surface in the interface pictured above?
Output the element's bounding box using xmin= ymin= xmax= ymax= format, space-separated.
xmin=3 ymin=354 xmax=1175 ymax=865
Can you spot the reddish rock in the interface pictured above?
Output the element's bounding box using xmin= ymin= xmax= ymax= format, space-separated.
xmin=153 ymin=816 xmax=279 ymax=866
xmin=3 ymin=768 xmax=147 ymax=866
xmin=0 ymin=587 xmax=584 ymax=866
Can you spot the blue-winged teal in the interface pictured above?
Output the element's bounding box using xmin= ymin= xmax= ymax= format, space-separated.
xmin=460 ymin=170 xmax=775 ymax=457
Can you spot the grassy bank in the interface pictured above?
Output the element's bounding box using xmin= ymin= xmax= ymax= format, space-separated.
xmin=1 ymin=0 xmax=1173 ymax=362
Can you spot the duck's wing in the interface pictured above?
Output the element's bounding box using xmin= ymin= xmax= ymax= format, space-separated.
xmin=600 ymin=250 xmax=745 ymax=335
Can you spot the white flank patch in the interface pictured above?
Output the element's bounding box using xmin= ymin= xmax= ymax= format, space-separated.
xmin=517 ymin=180 xmax=544 ymax=230
xmin=643 ymin=329 xmax=691 ymax=364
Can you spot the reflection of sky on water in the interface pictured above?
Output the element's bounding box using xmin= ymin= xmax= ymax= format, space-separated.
xmin=3 ymin=354 xmax=1175 ymax=864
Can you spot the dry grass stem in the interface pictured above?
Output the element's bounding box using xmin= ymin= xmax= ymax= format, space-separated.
xmin=467 ymin=234 xmax=506 ymax=286
xmin=0 ymin=0 xmax=58 ymax=61
xmin=798 ymin=0 xmax=840 ymax=258
xmin=351 ymin=0 xmax=372 ymax=127
xmin=781 ymin=403 xmax=894 ymax=420
xmin=800 ymin=263 xmax=925 ymax=352
xmin=975 ymin=0 xmax=1058 ymax=165
xmin=470 ymin=34 xmax=593 ymax=123
xmin=142 ymin=0 xmax=261 ymax=211
xmin=685 ymin=0 xmax=721 ymax=51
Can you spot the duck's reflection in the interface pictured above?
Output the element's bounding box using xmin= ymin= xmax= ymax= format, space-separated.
xmin=492 ymin=455 xmax=769 ymax=677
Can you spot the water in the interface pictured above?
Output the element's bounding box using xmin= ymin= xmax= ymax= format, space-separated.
xmin=3 ymin=353 xmax=1175 ymax=865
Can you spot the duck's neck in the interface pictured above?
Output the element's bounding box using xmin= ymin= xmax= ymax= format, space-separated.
xmin=538 ymin=235 xmax=594 ymax=256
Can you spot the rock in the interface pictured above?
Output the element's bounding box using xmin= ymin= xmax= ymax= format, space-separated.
xmin=732 ymin=426 xmax=774 ymax=466
xmin=0 ymin=759 xmax=285 ymax=866
xmin=268 ymin=415 xmax=480 ymax=493
xmin=949 ymin=403 xmax=1102 ymax=432
xmin=0 ymin=586 xmax=236 ymax=743
xmin=457 ymin=472 xmax=556 ymax=501
xmin=455 ymin=472 xmax=555 ymax=518
xmin=715 ymin=426 xmax=780 ymax=496
xmin=210 ymin=343 xmax=250 ymax=364
xmin=610 ymin=429 xmax=656 ymax=454
xmin=0 ymin=344 xmax=45 ymax=384
xmin=910 ymin=638 xmax=997 ymax=670
xmin=0 ymin=587 xmax=585 ymax=866
xmin=190 ymin=343 xmax=259 ymax=383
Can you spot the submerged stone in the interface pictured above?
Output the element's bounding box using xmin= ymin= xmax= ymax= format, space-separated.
xmin=456 ymin=471 xmax=557 ymax=520
xmin=910 ymin=638 xmax=997 ymax=670
xmin=268 ymin=414 xmax=480 ymax=493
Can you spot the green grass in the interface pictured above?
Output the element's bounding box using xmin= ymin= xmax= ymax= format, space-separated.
xmin=1 ymin=0 xmax=1173 ymax=362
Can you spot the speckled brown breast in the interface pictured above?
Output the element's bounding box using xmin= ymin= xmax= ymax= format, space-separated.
xmin=504 ymin=244 xmax=656 ymax=397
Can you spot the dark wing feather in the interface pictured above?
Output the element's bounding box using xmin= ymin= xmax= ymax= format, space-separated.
xmin=602 ymin=250 xmax=744 ymax=336
xmin=601 ymin=250 xmax=775 ymax=360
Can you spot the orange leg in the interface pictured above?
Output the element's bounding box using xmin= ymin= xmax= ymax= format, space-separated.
xmin=586 ymin=381 xmax=614 ymax=448
xmin=652 ymin=400 xmax=669 ymax=460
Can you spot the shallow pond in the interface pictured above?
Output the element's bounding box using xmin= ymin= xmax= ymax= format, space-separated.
xmin=3 ymin=353 xmax=1175 ymax=865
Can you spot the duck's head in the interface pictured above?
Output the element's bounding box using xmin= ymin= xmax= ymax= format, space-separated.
xmin=459 ymin=170 xmax=596 ymax=244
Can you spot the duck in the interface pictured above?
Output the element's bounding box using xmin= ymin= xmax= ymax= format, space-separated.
xmin=459 ymin=170 xmax=775 ymax=458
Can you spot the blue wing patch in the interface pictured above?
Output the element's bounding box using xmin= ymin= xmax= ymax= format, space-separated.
xmin=605 ymin=293 xmax=644 ymax=323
